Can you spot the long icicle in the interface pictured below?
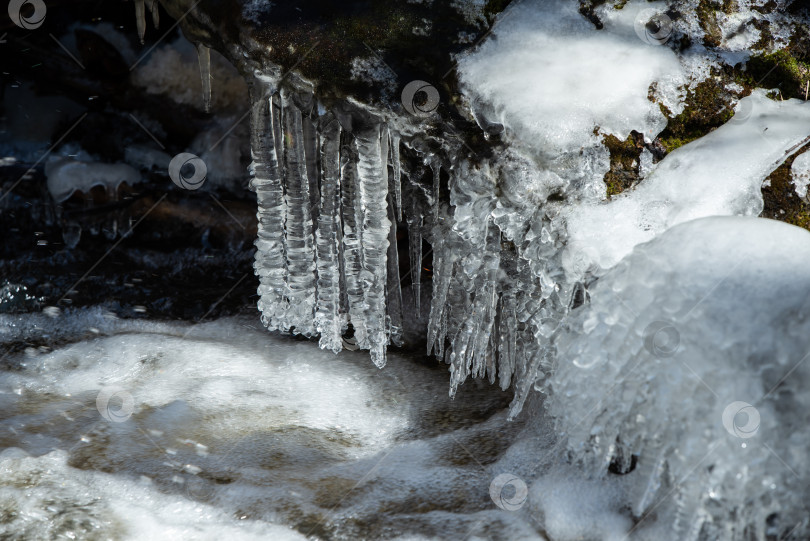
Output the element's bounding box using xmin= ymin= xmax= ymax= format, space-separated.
xmin=431 ymin=159 xmax=441 ymax=222
xmin=302 ymin=113 xmax=321 ymax=229
xmin=386 ymin=194 xmax=404 ymax=347
xmin=196 ymin=43 xmax=212 ymax=113
xmin=427 ymin=232 xmax=454 ymax=358
xmin=407 ymin=209 xmax=423 ymax=314
xmin=314 ymin=116 xmax=344 ymax=352
xmin=390 ymin=132 xmax=402 ymax=222
xmin=148 ymin=0 xmax=159 ymax=29
xmin=249 ymin=83 xmax=289 ymax=331
xmin=134 ymin=0 xmax=146 ymax=44
xmin=340 ymin=138 xmax=368 ymax=349
xmin=354 ymin=124 xmax=392 ymax=367
xmin=381 ymin=126 xmax=403 ymax=346
xmin=281 ymin=96 xmax=317 ymax=336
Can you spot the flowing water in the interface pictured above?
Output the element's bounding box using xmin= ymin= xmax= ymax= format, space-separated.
xmin=0 ymin=314 xmax=541 ymax=540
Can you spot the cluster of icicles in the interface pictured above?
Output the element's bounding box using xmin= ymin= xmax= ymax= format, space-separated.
xmin=245 ymin=76 xmax=562 ymax=411
xmin=131 ymin=1 xmax=565 ymax=410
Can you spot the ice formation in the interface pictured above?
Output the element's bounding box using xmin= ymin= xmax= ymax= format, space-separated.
xmin=225 ymin=0 xmax=810 ymax=530
xmin=235 ymin=0 xmax=810 ymax=418
xmin=791 ymin=151 xmax=810 ymax=201
xmin=549 ymin=216 xmax=810 ymax=539
xmin=45 ymin=157 xmax=143 ymax=203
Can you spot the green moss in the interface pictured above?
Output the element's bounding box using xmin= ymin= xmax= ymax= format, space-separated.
xmin=602 ymin=132 xmax=643 ymax=197
xmin=697 ymin=0 xmax=723 ymax=48
xmin=751 ymin=19 xmax=773 ymax=50
xmin=745 ymin=49 xmax=810 ymax=100
xmin=657 ymin=78 xmax=734 ymax=153
xmin=721 ymin=0 xmax=738 ymax=13
xmin=762 ymin=146 xmax=810 ymax=231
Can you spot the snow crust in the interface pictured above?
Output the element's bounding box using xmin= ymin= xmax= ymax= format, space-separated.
xmin=459 ymin=0 xmax=686 ymax=188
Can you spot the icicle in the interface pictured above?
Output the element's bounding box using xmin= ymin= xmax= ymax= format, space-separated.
xmin=354 ymin=124 xmax=392 ymax=367
xmin=407 ymin=211 xmax=423 ymax=313
xmin=149 ymin=0 xmax=159 ymax=29
xmin=134 ymin=0 xmax=146 ymax=44
xmin=389 ymin=132 xmax=402 ymax=222
xmin=196 ymin=43 xmax=212 ymax=113
xmin=302 ymin=114 xmax=321 ymax=229
xmin=340 ymin=139 xmax=368 ymax=349
xmin=632 ymin=441 xmax=669 ymax=517
xmin=249 ymin=83 xmax=289 ymax=331
xmin=427 ymin=233 xmax=454 ymax=357
xmin=281 ymin=96 xmax=317 ymax=336
xmin=380 ymin=125 xmax=390 ymax=192
xmin=314 ymin=115 xmax=344 ymax=353
xmin=470 ymin=222 xmax=501 ymax=376
xmin=378 ymin=125 xmax=403 ymax=346
xmin=497 ymin=289 xmax=518 ymax=390
xmin=386 ymin=190 xmax=404 ymax=347
xmin=431 ymin=160 xmax=441 ymax=221
xmin=448 ymin=219 xmax=500 ymax=392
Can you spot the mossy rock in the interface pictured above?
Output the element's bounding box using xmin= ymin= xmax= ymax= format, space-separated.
xmin=157 ymin=0 xmax=512 ymax=111
xmin=762 ymin=146 xmax=810 ymax=230
xmin=601 ymin=131 xmax=645 ymax=197
xmin=657 ymin=77 xmax=736 ymax=153
xmin=745 ymin=49 xmax=810 ymax=101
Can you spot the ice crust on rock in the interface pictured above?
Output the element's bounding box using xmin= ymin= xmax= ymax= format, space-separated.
xmin=561 ymin=91 xmax=810 ymax=279
xmin=458 ymin=0 xmax=686 ymax=190
xmin=549 ymin=216 xmax=810 ymax=540
xmin=791 ymin=151 xmax=810 ymax=201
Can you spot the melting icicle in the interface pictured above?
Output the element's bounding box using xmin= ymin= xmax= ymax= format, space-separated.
xmin=196 ymin=43 xmax=212 ymax=113
xmin=134 ymin=0 xmax=146 ymax=44
xmin=314 ymin=115 xmax=344 ymax=352
xmin=249 ymin=82 xmax=289 ymax=331
xmin=354 ymin=125 xmax=392 ymax=368
xmin=281 ymin=96 xmax=317 ymax=336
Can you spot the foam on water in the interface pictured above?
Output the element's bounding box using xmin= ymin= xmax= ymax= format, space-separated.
xmin=0 ymin=316 xmax=537 ymax=540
